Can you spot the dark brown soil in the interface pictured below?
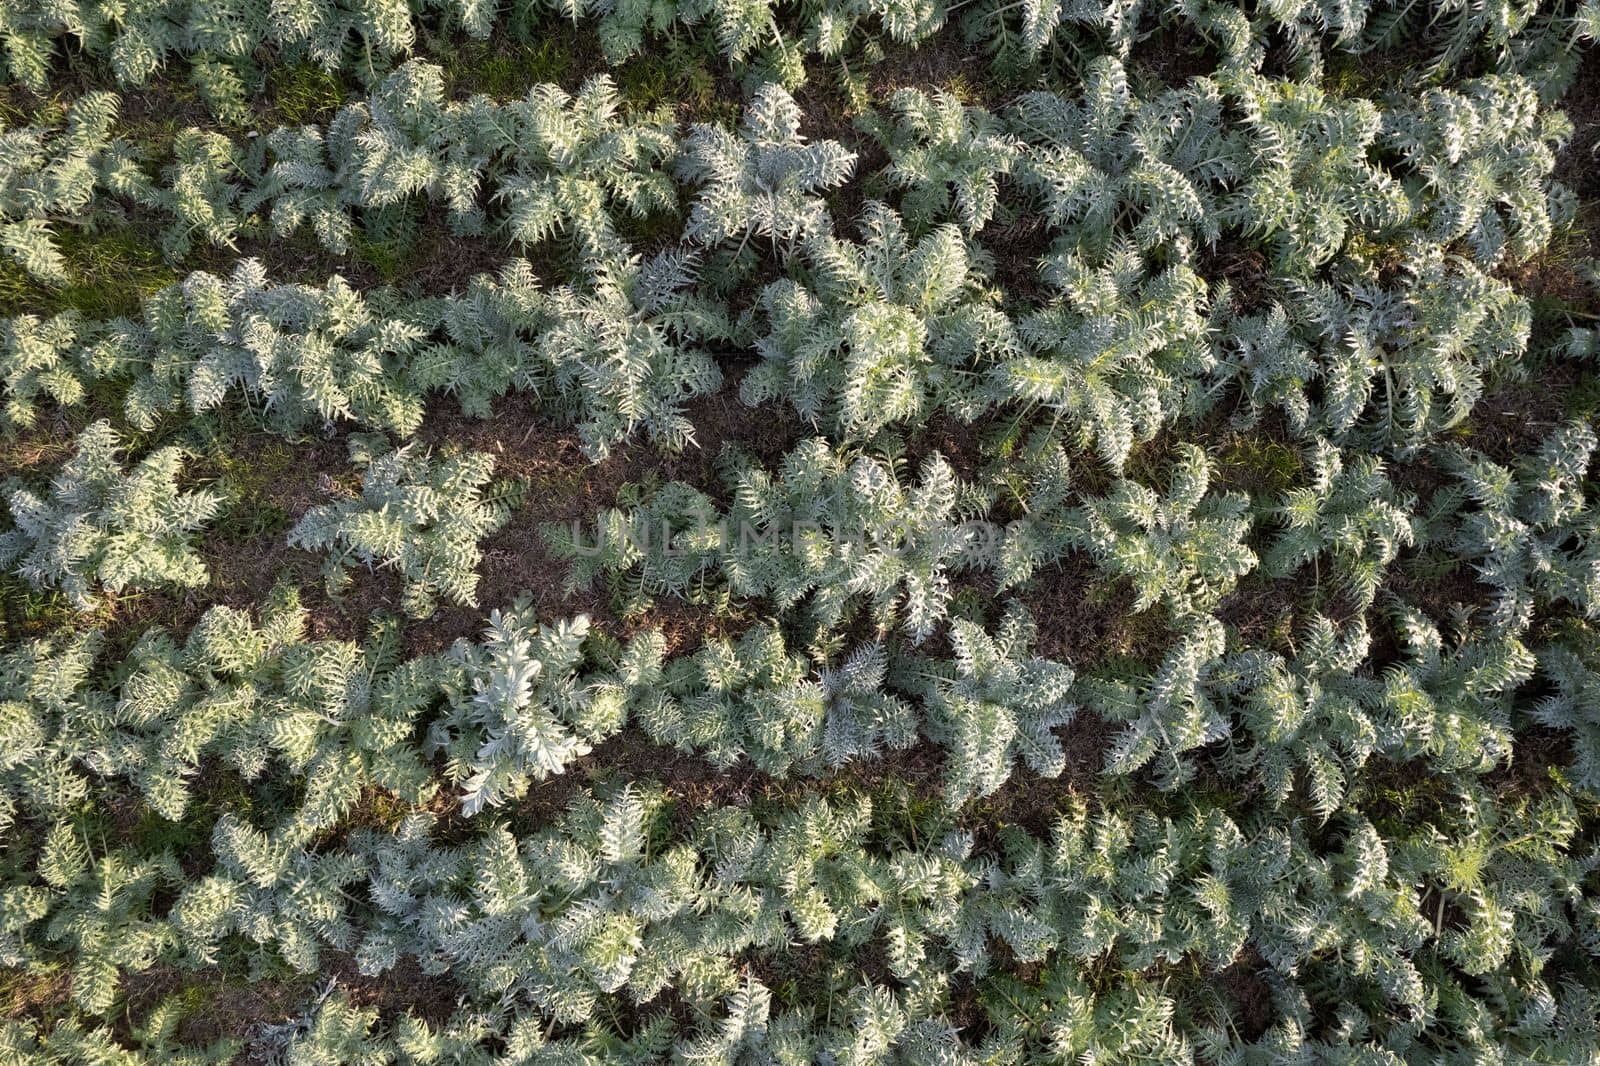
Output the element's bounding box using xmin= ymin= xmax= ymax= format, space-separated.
xmin=967 ymin=711 xmax=1114 ymax=837
xmin=981 ymin=207 xmax=1054 ymax=308
xmin=866 ymin=35 xmax=992 ymax=106
xmin=322 ymin=953 xmax=465 ymax=1027
xmin=119 ymin=954 xmax=465 ymax=1063
xmin=1024 ymin=557 xmax=1172 ymax=675
xmin=1483 ymin=725 xmax=1575 ymax=797
xmin=118 ymin=964 xmax=314 ymax=1057
xmin=1213 ymin=949 xmax=1274 ymax=1041
xmin=1457 ymin=358 xmax=1587 ymax=465
xmin=1136 ymin=25 xmax=1222 ymax=91
xmin=1554 ymin=46 xmax=1600 ymax=205
xmin=1215 ymin=573 xmax=1303 ymax=650
xmin=0 ymin=966 xmax=71 ymax=1025
xmin=1200 ymin=243 xmax=1273 ymax=315
xmin=513 ymin=731 xmax=952 ymax=835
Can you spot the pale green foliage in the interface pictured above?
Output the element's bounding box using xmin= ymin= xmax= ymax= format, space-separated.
xmin=1382 ymin=604 xmax=1534 ymax=772
xmin=0 ymin=261 xmax=431 ymax=435
xmin=407 ymin=257 xmax=548 ymax=418
xmin=813 ymin=640 xmax=921 ymax=766
xmin=677 ymin=83 xmax=857 ymax=249
xmin=1000 ymin=247 xmax=1213 ymax=472
xmin=988 ymin=427 xmax=1074 ymax=589
xmin=281 ymin=991 xmax=386 ymax=1066
xmin=0 ymin=0 xmax=414 ymax=94
xmin=536 ymin=249 xmax=727 ymax=459
xmin=1222 ymin=71 xmax=1411 ymax=273
xmin=2 ymin=4 xmax=1599 ymax=1062
xmin=345 ymin=785 xmax=786 ymax=1017
xmin=1534 ymin=633 xmax=1600 ymax=793
xmin=287 ymin=435 xmax=512 ymax=617
xmin=148 ymin=128 xmax=249 ymax=260
xmin=862 ymin=87 xmax=1020 ymax=234
xmin=492 ymin=76 xmax=679 ymax=262
xmin=0 ymin=312 xmax=88 ymax=429
xmin=121 ymin=260 xmax=429 ymax=434
xmin=1264 ymin=438 xmax=1415 ymax=610
xmin=647 ymin=624 xmax=821 ymax=774
xmin=1438 ymin=420 xmax=1599 ymax=631
xmin=0 ymin=254 xmax=723 ymax=459
xmin=0 ymin=92 xmax=119 ymax=282
xmin=1233 ymin=241 xmax=1532 ymax=452
xmin=1218 ymin=613 xmax=1378 ymax=818
xmin=1384 ymin=74 xmax=1570 ymax=267
xmin=1 ymin=577 xmax=1597 ymax=1057
xmin=428 ymin=609 xmax=635 ymax=813
xmin=812 ymin=0 xmax=947 ymax=57
xmin=144 ymin=604 xmax=433 ymax=835
xmin=0 ymin=420 xmax=221 ymax=610
xmin=249 ymin=64 xmax=679 ymax=262
xmin=38 ymin=834 xmax=181 ymax=1013
xmin=1078 ymin=614 xmax=1229 ymax=786
xmin=0 ymin=589 xmax=436 ymax=833
xmin=550 ymin=437 xmax=983 ymax=641
xmin=644 ymin=624 xmax=918 ymax=775
xmin=1062 ymin=444 xmax=1257 ymax=618
xmin=0 ymin=628 xmax=105 ymax=827
xmin=1008 ymin=59 xmax=1229 ymax=258
xmin=247 ymin=60 xmax=467 ymax=255
xmin=182 ymin=812 xmax=370 ymax=972
xmin=917 ymin=603 xmax=1076 ymax=805
xmin=0 ymin=995 xmax=235 ymax=1063
xmin=742 ymin=201 xmax=1012 ymax=439
xmin=569 ymin=0 xmax=781 ymax=64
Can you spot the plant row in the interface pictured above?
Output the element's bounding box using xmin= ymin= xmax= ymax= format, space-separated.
xmin=2 ymin=0 xmax=1594 ymax=107
xmin=1 ymin=580 xmax=1597 ymax=1061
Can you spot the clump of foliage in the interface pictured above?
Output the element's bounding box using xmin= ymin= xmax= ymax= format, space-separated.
xmin=1 ymin=0 xmax=1599 ymax=1061
xmin=548 ymin=437 xmax=983 ymax=642
xmin=676 ymin=82 xmax=857 ymax=252
xmin=0 ymin=420 xmax=221 ymax=610
xmin=741 ymin=201 xmax=1012 ymax=440
xmin=287 ymin=435 xmax=513 ymax=618
xmin=0 ymin=93 xmax=120 ymax=283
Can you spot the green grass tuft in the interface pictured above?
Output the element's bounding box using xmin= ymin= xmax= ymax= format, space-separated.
xmin=0 ymin=227 xmax=179 ymax=319
xmin=268 ymin=63 xmax=349 ymax=126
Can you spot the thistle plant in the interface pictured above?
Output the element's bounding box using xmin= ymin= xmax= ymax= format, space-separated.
xmin=1062 ymin=443 xmax=1258 ymax=618
xmin=427 ymin=609 xmax=642 ymax=814
xmin=996 ymin=247 xmax=1214 ymax=472
xmin=860 ymin=87 xmax=1020 ymax=235
xmin=287 ymin=434 xmax=513 ymax=618
xmin=676 ymin=83 xmax=857 ymax=252
xmin=0 ymin=311 xmax=89 ymax=429
xmin=549 ymin=437 xmax=984 ymax=642
xmin=1263 ymin=438 xmax=1415 ymax=611
xmin=741 ymin=201 xmax=1013 ymax=440
xmin=0 ymin=420 xmax=222 ymax=610
xmin=0 ymin=92 xmax=120 ymax=282
xmin=915 ymin=603 xmax=1077 ymax=806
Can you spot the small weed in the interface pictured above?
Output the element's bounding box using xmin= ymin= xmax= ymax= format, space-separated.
xmin=0 ymin=227 xmax=178 ymax=319
xmin=866 ymin=778 xmax=953 ymax=850
xmin=268 ymin=64 xmax=348 ymax=126
xmin=439 ymin=30 xmax=596 ymax=99
xmin=617 ymin=36 xmax=733 ymax=124
xmin=1216 ymin=437 xmax=1303 ymax=497
xmin=204 ymin=436 xmax=297 ymax=542
xmin=353 ymin=203 xmax=427 ymax=281
xmin=469 ymin=41 xmax=577 ymax=97
xmin=0 ymin=573 xmax=76 ymax=640
xmin=0 ymin=963 xmax=69 ymax=1020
